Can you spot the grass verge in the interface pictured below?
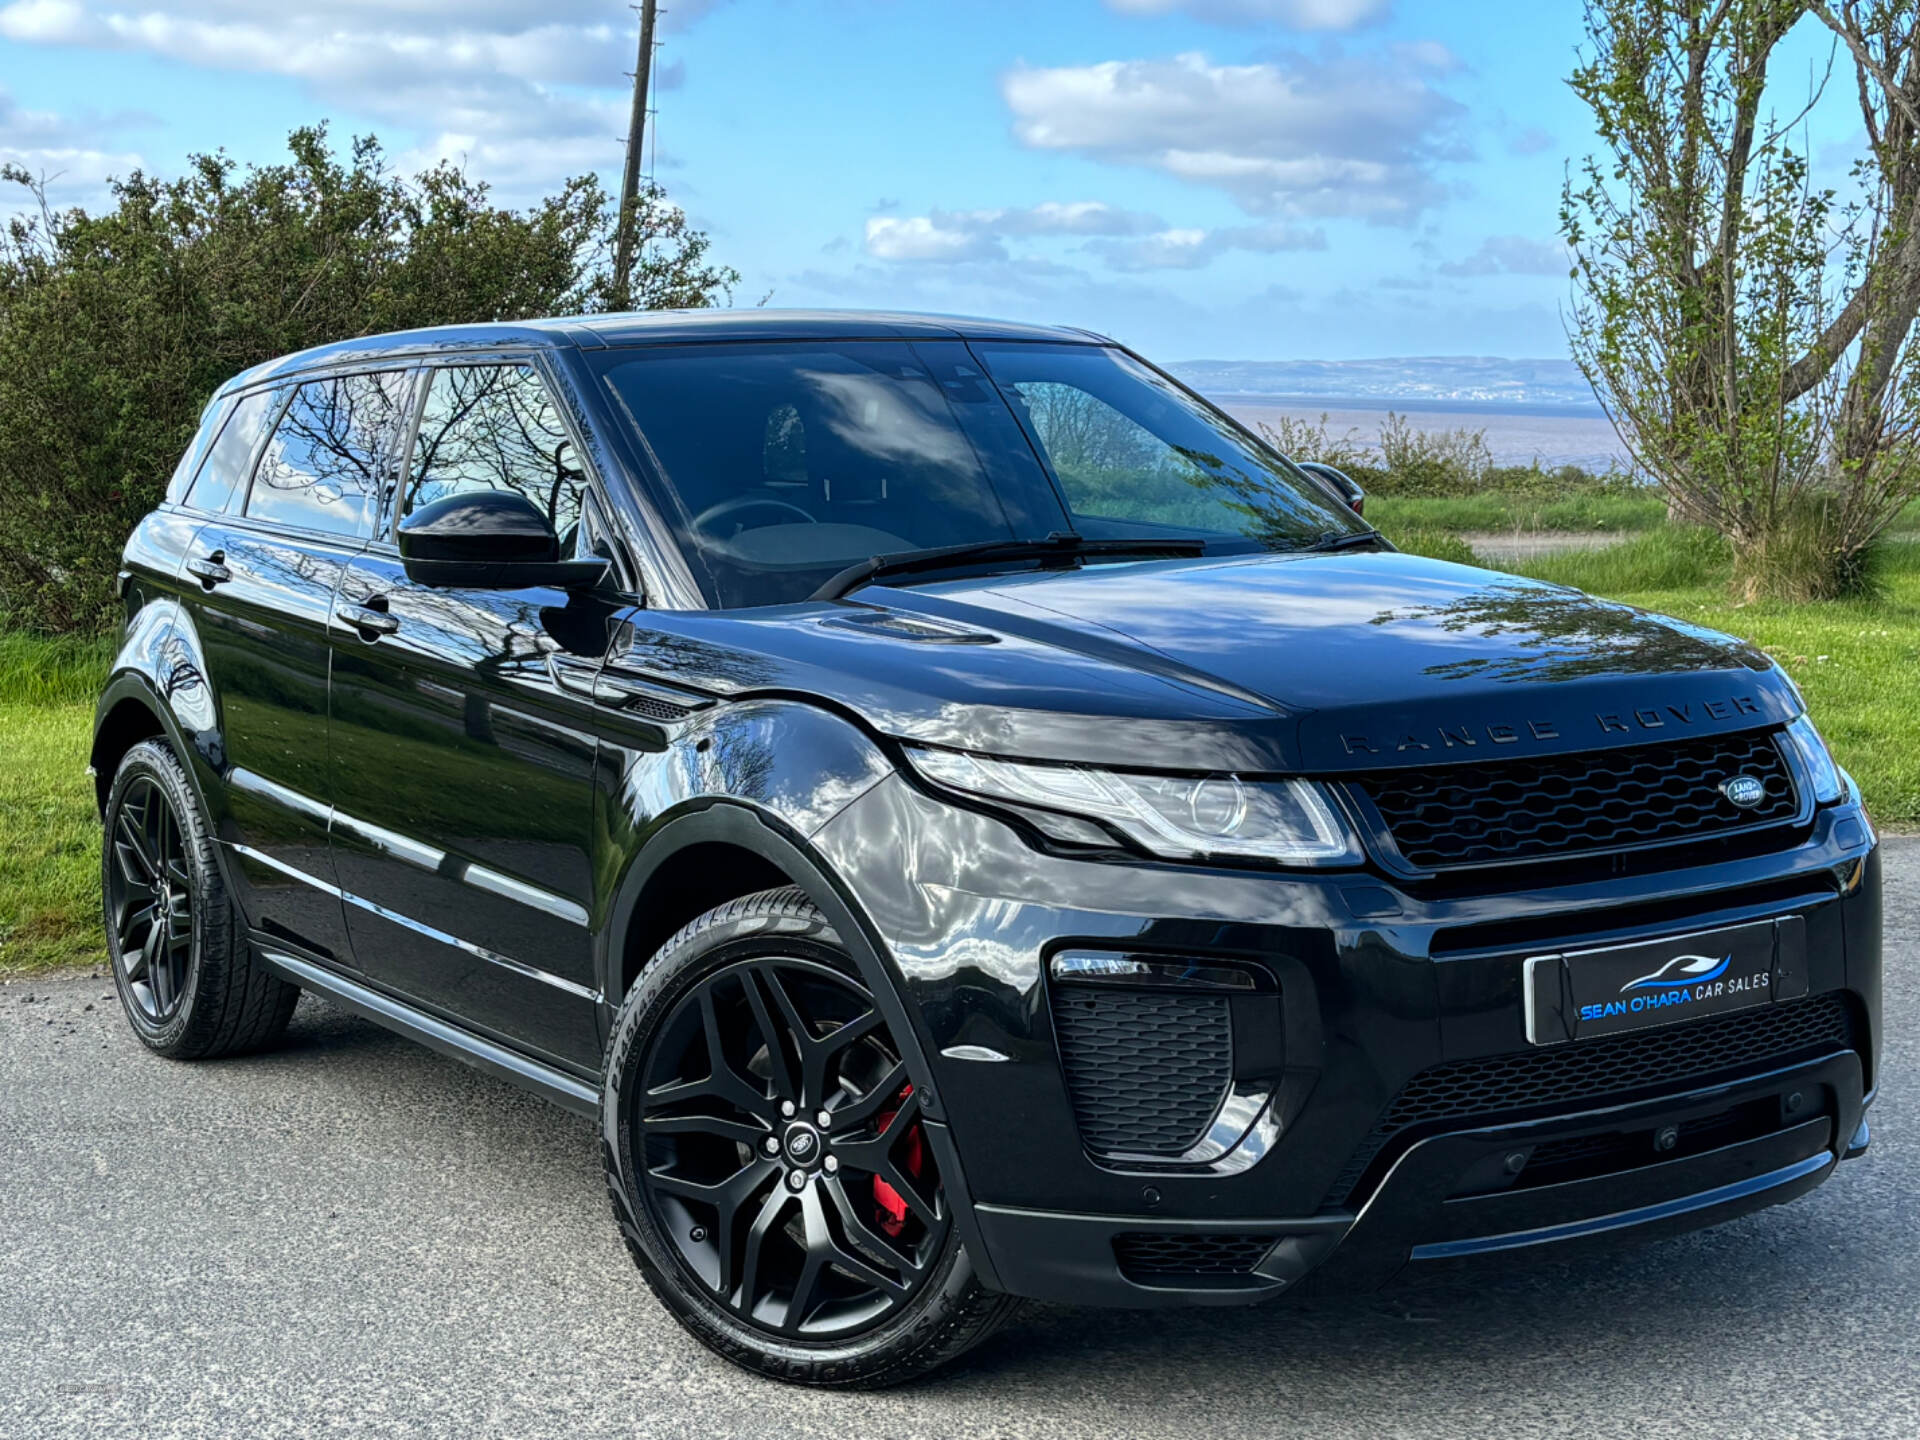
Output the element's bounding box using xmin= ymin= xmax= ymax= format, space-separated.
xmin=1368 ymin=491 xmax=1670 ymax=535
xmin=0 ymin=700 xmax=103 ymax=973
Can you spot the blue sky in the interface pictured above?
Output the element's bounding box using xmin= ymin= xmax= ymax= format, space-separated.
xmin=0 ymin=0 xmax=1864 ymax=362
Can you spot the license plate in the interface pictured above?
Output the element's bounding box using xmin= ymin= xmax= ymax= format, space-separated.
xmin=1524 ymin=918 xmax=1800 ymax=1045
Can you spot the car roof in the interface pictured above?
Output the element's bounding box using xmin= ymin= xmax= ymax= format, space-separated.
xmin=217 ymin=309 xmax=1114 ymax=395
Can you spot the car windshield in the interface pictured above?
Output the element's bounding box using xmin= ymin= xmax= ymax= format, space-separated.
xmin=593 ymin=338 xmax=1366 ymax=608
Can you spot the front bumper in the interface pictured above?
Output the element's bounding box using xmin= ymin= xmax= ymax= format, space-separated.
xmin=810 ymin=777 xmax=1882 ymax=1307
xmin=970 ymin=1049 xmax=1864 ymax=1307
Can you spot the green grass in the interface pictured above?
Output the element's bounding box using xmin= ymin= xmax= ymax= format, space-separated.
xmin=1371 ymin=493 xmax=1920 ymax=537
xmin=1368 ymin=492 xmax=1670 ymax=534
xmin=0 ymin=699 xmax=104 ymax=973
xmin=0 ymin=628 xmax=110 ymax=972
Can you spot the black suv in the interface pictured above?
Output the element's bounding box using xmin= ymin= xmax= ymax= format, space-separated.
xmin=96 ymin=311 xmax=1880 ymax=1386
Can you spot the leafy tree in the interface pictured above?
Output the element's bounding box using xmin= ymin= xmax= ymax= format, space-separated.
xmin=0 ymin=125 xmax=737 ymax=633
xmin=1562 ymin=0 xmax=1920 ymax=600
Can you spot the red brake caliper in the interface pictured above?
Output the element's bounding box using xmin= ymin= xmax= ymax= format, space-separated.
xmin=871 ymin=1082 xmax=925 ymax=1238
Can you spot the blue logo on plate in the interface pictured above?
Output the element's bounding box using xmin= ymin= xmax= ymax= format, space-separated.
xmin=1621 ymin=953 xmax=1731 ymax=993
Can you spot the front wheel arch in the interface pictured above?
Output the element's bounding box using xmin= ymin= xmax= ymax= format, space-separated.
xmin=598 ymin=802 xmax=1004 ymax=1294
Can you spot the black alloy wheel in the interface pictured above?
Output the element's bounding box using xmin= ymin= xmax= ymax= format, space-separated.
xmin=604 ymin=888 xmax=1017 ymax=1386
xmin=637 ymin=953 xmax=947 ymax=1339
xmin=106 ymin=773 xmax=195 ymax=1022
xmin=101 ymin=738 xmax=301 ymax=1059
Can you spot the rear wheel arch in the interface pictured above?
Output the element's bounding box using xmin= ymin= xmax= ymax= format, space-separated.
xmin=91 ymin=686 xmax=173 ymax=815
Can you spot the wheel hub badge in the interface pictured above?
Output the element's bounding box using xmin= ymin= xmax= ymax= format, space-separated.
xmin=783 ymin=1123 xmax=821 ymax=1165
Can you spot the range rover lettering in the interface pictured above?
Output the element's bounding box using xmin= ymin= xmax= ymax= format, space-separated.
xmin=94 ymin=311 xmax=1881 ymax=1386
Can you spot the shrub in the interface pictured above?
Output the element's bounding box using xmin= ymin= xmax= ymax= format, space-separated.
xmin=1255 ymin=413 xmax=1372 ymax=471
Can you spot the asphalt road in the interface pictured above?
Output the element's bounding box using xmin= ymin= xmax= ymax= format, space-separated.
xmin=4 ymin=843 xmax=1915 ymax=1440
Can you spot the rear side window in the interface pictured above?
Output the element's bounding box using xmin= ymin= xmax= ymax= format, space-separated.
xmin=246 ymin=371 xmax=412 ymax=538
xmin=182 ymin=389 xmax=278 ymax=515
xmin=402 ymin=365 xmax=588 ymax=555
xmin=164 ymin=396 xmax=234 ymax=506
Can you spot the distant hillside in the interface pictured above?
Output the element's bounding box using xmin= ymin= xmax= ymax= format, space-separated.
xmin=1168 ymin=357 xmax=1598 ymax=412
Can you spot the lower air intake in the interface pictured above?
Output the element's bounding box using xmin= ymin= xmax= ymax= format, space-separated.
xmin=1114 ymin=1232 xmax=1273 ymax=1281
xmin=1052 ymin=989 xmax=1233 ymax=1158
xmin=1326 ymin=992 xmax=1858 ymax=1206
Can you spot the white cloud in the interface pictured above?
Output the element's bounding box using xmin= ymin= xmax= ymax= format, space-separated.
xmin=0 ymin=88 xmax=144 ymax=211
xmin=0 ymin=0 xmax=642 ymax=192
xmin=866 ymin=200 xmax=1327 ymax=274
xmin=1002 ymin=48 xmax=1466 ymax=225
xmin=1087 ymin=220 xmax=1326 ymax=271
xmin=1105 ymin=0 xmax=1388 ymax=30
xmin=865 ymin=201 xmax=1163 ymax=263
xmin=1437 ymin=234 xmax=1567 ymax=277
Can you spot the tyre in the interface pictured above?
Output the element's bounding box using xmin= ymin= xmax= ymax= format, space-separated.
xmin=101 ymin=738 xmax=299 ymax=1059
xmin=603 ymin=887 xmax=1019 ymax=1387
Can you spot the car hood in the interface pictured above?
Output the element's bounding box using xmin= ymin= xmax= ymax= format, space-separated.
xmin=610 ymin=551 xmax=1796 ymax=774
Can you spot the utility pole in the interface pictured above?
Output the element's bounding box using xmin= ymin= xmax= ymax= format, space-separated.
xmin=612 ymin=0 xmax=658 ymax=309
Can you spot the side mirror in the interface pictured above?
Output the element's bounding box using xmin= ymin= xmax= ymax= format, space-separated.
xmin=1298 ymin=460 xmax=1365 ymax=517
xmin=398 ymin=491 xmax=609 ymax=590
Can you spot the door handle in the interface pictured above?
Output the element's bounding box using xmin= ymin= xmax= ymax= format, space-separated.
xmin=185 ymin=552 xmax=231 ymax=588
xmin=335 ymin=598 xmax=399 ymax=638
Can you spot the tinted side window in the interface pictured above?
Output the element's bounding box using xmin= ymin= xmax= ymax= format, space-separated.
xmin=403 ymin=365 xmax=587 ymax=554
xmin=183 ymin=389 xmax=278 ymax=515
xmin=246 ymin=371 xmax=411 ymax=538
xmin=165 ymin=396 xmax=233 ymax=506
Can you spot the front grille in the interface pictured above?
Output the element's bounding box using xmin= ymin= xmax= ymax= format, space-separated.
xmin=1354 ymin=730 xmax=1799 ymax=871
xmin=1326 ymin=992 xmax=1857 ymax=1206
xmin=1114 ymin=1232 xmax=1273 ymax=1280
xmin=1053 ymin=990 xmax=1232 ymax=1157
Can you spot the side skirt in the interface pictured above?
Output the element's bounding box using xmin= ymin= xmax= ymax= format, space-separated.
xmin=261 ymin=947 xmax=601 ymax=1117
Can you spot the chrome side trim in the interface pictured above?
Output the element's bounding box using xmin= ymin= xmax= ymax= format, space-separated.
xmin=228 ymin=768 xmax=332 ymax=825
xmin=1407 ymin=1152 xmax=1833 ymax=1260
xmin=229 ymin=844 xmax=601 ymax=1002
xmin=258 ymin=949 xmax=600 ymax=1117
xmin=329 ymin=809 xmax=445 ymax=871
xmin=463 ymin=863 xmax=591 ymax=927
xmin=231 ymin=843 xmax=346 ymax=898
xmin=328 ymin=808 xmax=589 ymax=926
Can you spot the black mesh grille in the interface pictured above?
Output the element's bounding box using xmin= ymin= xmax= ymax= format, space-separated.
xmin=1327 ymin=993 xmax=1857 ymax=1205
xmin=1356 ymin=730 xmax=1799 ymax=870
xmin=622 ymin=694 xmax=693 ymax=723
xmin=1053 ymin=990 xmax=1232 ymax=1157
xmin=1114 ymin=1232 xmax=1273 ymax=1279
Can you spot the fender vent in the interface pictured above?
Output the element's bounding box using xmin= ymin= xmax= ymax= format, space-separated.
xmin=1052 ymin=989 xmax=1232 ymax=1158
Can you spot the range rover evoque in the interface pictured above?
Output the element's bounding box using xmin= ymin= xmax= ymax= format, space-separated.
xmin=95 ymin=311 xmax=1880 ymax=1386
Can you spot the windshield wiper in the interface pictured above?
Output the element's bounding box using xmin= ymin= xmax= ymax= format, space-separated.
xmin=1299 ymin=528 xmax=1389 ymax=554
xmin=812 ymin=531 xmax=1208 ymax=602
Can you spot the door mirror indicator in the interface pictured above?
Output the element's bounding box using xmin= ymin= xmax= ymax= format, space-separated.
xmin=397 ymin=491 xmax=609 ymax=590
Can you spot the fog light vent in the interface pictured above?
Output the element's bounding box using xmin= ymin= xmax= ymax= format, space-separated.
xmin=1052 ymin=988 xmax=1232 ymax=1157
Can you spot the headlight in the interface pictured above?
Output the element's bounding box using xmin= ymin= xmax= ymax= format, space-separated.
xmin=905 ymin=747 xmax=1361 ymax=865
xmin=1784 ymin=714 xmax=1842 ymax=804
